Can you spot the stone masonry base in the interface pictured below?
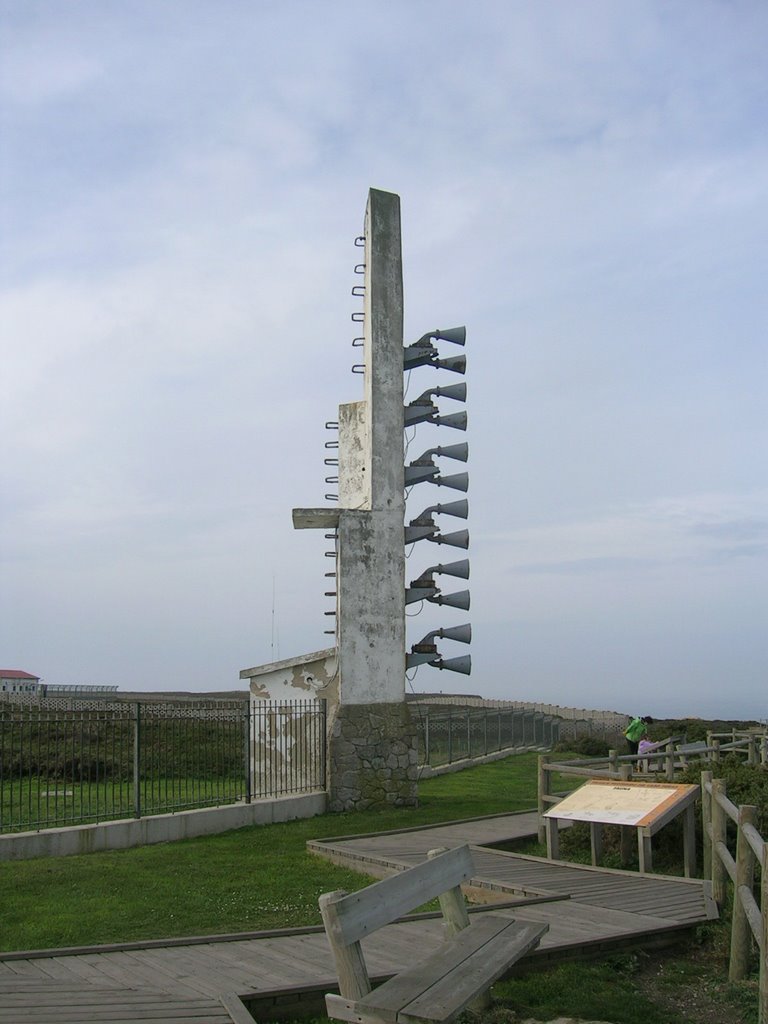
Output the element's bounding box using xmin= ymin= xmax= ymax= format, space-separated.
xmin=327 ymin=701 xmax=419 ymax=812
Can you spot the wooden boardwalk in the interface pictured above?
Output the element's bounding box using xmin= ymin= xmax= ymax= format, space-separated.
xmin=0 ymin=812 xmax=718 ymax=1023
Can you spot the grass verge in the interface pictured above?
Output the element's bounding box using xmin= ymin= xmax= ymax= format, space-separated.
xmin=0 ymin=753 xmax=546 ymax=951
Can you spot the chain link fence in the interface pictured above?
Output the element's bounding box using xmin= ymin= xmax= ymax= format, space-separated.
xmin=411 ymin=704 xmax=560 ymax=768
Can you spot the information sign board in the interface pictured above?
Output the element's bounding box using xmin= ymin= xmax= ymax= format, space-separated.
xmin=543 ymin=779 xmax=699 ymax=829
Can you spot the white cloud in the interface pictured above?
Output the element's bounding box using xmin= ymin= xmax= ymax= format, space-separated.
xmin=1 ymin=1 xmax=766 ymax=717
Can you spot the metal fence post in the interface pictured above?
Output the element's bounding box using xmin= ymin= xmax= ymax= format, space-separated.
xmin=424 ymin=710 xmax=430 ymax=766
xmin=243 ymin=702 xmax=252 ymax=804
xmin=133 ymin=702 xmax=141 ymax=819
xmin=320 ymin=699 xmax=327 ymax=792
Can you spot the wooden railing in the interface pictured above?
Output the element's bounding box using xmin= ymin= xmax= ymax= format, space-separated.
xmin=537 ymin=744 xmax=768 ymax=1021
xmin=701 ymin=770 xmax=767 ymax=1022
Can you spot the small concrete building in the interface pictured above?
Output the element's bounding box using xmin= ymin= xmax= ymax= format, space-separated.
xmin=0 ymin=669 xmax=41 ymax=694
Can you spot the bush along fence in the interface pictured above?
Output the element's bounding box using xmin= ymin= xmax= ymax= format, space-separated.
xmin=412 ymin=705 xmax=559 ymax=769
xmin=0 ymin=698 xmax=326 ymax=834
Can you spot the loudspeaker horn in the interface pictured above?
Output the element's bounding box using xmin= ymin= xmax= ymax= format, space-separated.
xmin=434 ymin=383 xmax=466 ymax=402
xmin=435 ymin=326 xmax=466 ymax=346
xmin=434 ymin=411 xmax=467 ymax=431
xmin=427 ymin=590 xmax=470 ymax=611
xmin=428 ymin=529 xmax=469 ymax=549
xmin=434 ymin=499 xmax=468 ymax=519
xmin=435 ymin=354 xmax=466 ymax=374
xmin=431 ymin=655 xmax=472 ymax=675
xmin=430 ymin=472 xmax=468 ymax=492
xmin=433 ymin=559 xmax=470 ymax=579
xmin=434 ymin=443 xmax=469 ymax=463
xmin=437 ymin=623 xmax=472 ymax=644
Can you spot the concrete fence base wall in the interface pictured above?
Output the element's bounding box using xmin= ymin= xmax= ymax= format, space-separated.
xmin=0 ymin=792 xmax=327 ymax=862
xmin=417 ymin=744 xmax=545 ymax=779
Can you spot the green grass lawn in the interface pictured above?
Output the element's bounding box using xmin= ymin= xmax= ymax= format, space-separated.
xmin=0 ymin=776 xmax=245 ymax=831
xmin=0 ymin=753 xmax=545 ymax=951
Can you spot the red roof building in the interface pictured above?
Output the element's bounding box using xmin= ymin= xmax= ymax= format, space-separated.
xmin=0 ymin=669 xmax=41 ymax=693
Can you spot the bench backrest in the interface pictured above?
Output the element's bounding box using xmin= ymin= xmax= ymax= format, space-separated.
xmin=322 ymin=844 xmax=474 ymax=947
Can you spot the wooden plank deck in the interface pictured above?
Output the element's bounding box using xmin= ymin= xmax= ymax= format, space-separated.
xmin=0 ymin=811 xmax=717 ymax=1022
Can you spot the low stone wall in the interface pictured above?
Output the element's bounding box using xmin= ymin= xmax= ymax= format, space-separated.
xmin=0 ymin=792 xmax=326 ymax=862
xmin=327 ymin=701 xmax=419 ymax=812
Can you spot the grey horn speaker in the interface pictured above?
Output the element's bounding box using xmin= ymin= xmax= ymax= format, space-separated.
xmin=431 ymin=655 xmax=472 ymax=675
xmin=430 ymin=472 xmax=468 ymax=492
xmin=428 ymin=529 xmax=469 ymax=549
xmin=435 ymin=354 xmax=466 ymax=374
xmin=434 ymin=558 xmax=470 ymax=579
xmin=435 ymin=443 xmax=468 ymax=462
xmin=427 ymin=590 xmax=470 ymax=611
xmin=435 ymin=326 xmax=466 ymax=346
xmin=437 ymin=623 xmax=472 ymax=644
xmin=434 ymin=411 xmax=467 ymax=431
xmin=434 ymin=499 xmax=468 ymax=519
xmin=434 ymin=383 xmax=467 ymax=402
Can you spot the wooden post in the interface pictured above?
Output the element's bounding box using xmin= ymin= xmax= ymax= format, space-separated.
xmin=608 ymin=748 xmax=618 ymax=777
xmin=537 ymin=755 xmax=550 ymax=844
xmin=619 ymin=765 xmax=633 ymax=866
xmin=711 ymin=777 xmax=727 ymax=907
xmin=701 ymin=770 xmax=712 ymax=882
xmin=665 ymin=741 xmax=674 ymax=781
xmin=683 ymin=803 xmax=696 ymax=878
xmin=546 ymin=816 xmax=560 ymax=860
xmin=748 ymin=733 xmax=757 ymax=766
xmin=319 ymin=890 xmax=371 ymax=1000
xmin=729 ymin=804 xmax=757 ymax=982
xmin=760 ymin=843 xmax=768 ymax=1024
xmin=590 ymin=822 xmax=603 ymax=866
xmin=638 ymin=827 xmax=653 ymax=873
xmin=428 ymin=848 xmax=470 ymax=936
xmin=712 ymin=737 xmax=721 ymax=763
xmin=427 ymin=846 xmax=489 ymax=1013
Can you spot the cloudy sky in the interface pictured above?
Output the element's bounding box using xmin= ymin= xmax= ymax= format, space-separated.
xmin=1 ymin=1 xmax=766 ymax=719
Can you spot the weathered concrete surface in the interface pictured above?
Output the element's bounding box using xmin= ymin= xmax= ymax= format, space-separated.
xmin=337 ymin=510 xmax=406 ymax=704
xmin=0 ymin=792 xmax=326 ymax=861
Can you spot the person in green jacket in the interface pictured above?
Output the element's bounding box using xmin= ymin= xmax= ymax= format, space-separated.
xmin=625 ymin=715 xmax=653 ymax=755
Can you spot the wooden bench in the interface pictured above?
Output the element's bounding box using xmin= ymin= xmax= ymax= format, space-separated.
xmin=319 ymin=844 xmax=548 ymax=1024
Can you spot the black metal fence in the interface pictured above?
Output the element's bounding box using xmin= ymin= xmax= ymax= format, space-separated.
xmin=413 ymin=705 xmax=560 ymax=768
xmin=0 ymin=698 xmax=326 ymax=834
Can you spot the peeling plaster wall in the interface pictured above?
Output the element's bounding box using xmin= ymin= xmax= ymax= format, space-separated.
xmin=241 ymin=650 xmax=337 ymax=796
xmin=244 ymin=650 xmax=338 ymax=705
